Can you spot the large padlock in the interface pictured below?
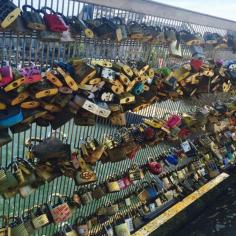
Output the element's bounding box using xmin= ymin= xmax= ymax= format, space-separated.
xmin=0 ymin=0 xmax=21 ymax=29
xmin=22 ymin=5 xmax=45 ymax=31
xmin=41 ymin=7 xmax=68 ymax=32
xmin=69 ymin=16 xmax=94 ymax=38
xmin=47 ymin=195 xmax=72 ymax=224
xmin=71 ymin=60 xmax=96 ymax=85
xmin=31 ymin=205 xmax=50 ymax=229
xmin=111 ymin=17 xmax=128 ymax=42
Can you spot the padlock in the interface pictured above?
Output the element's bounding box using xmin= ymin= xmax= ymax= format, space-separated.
xmin=128 ymin=164 xmax=142 ymax=182
xmin=106 ymin=202 xmax=119 ymax=216
xmin=164 ymin=26 xmax=177 ymax=42
xmin=104 ymin=223 xmax=114 ymax=236
xmin=79 ymin=187 xmax=93 ymax=205
xmin=119 ymin=92 xmax=135 ymax=104
xmin=106 ymin=176 xmax=121 ymax=192
xmin=63 ymin=224 xmax=78 ymax=236
xmin=178 ymin=30 xmax=204 ymax=45
xmin=31 ymin=205 xmax=50 ymax=229
xmin=128 ymin=21 xmax=143 ymax=40
xmin=132 ymin=82 xmax=144 ymax=95
xmin=147 ymin=157 xmax=162 ymax=175
xmin=110 ymin=111 xmax=126 ymax=126
xmin=22 ymin=5 xmax=45 ymax=31
xmin=0 ymin=66 xmax=13 ymax=87
xmin=101 ymin=67 xmax=116 ymax=82
xmin=107 ymin=146 xmax=127 ymax=162
xmin=11 ymin=217 xmax=30 ymax=236
xmin=91 ymin=184 xmax=106 ymax=200
xmin=190 ymin=45 xmax=205 ymax=60
xmin=47 ymin=195 xmax=72 ymax=224
xmin=69 ymin=16 xmax=94 ymax=38
xmin=111 ymin=17 xmax=128 ymax=42
xmin=169 ymin=40 xmax=182 ymax=58
xmin=41 ymin=7 xmax=68 ymax=32
xmin=141 ymin=24 xmax=156 ymax=42
xmin=203 ymin=32 xmax=218 ymax=44
xmin=113 ymin=62 xmax=133 ymax=78
xmin=93 ymin=18 xmax=120 ymax=40
xmin=0 ymin=0 xmax=21 ymax=29
xmin=56 ymin=67 xmax=78 ymax=91
xmin=114 ymin=214 xmax=131 ymax=236
xmin=71 ymin=60 xmax=96 ymax=85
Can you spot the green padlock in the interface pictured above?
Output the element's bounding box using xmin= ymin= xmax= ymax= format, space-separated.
xmin=0 ymin=168 xmax=19 ymax=199
xmin=11 ymin=217 xmax=30 ymax=236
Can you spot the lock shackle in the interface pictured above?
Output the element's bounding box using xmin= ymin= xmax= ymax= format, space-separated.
xmin=48 ymin=193 xmax=66 ymax=203
xmin=56 ymin=12 xmax=69 ymax=24
xmin=111 ymin=17 xmax=124 ymax=25
xmin=48 ymin=130 xmax=68 ymax=142
xmin=178 ymin=30 xmax=191 ymax=35
xmin=164 ymin=26 xmax=176 ymax=32
xmin=25 ymin=137 xmax=42 ymax=149
xmin=40 ymin=6 xmax=56 ymax=15
xmin=22 ymin=4 xmax=37 ymax=13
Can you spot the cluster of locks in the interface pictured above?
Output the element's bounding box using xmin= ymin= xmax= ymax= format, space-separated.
xmin=0 ymin=0 xmax=236 ymax=53
xmin=1 ymin=95 xmax=236 ymax=234
xmin=1 ymin=54 xmax=236 ymax=145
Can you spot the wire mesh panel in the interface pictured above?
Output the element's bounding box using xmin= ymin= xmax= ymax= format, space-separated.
xmin=0 ymin=0 xmax=236 ymax=235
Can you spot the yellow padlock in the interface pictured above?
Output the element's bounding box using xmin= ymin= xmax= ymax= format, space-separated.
xmin=4 ymin=77 xmax=25 ymax=92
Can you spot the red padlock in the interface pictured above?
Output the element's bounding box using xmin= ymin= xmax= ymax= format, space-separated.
xmin=0 ymin=66 xmax=13 ymax=87
xmin=147 ymin=157 xmax=162 ymax=175
xmin=166 ymin=114 xmax=182 ymax=128
xmin=191 ymin=59 xmax=203 ymax=72
xmin=41 ymin=7 xmax=68 ymax=32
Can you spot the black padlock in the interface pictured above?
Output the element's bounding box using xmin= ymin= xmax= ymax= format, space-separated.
xmin=22 ymin=5 xmax=46 ymax=31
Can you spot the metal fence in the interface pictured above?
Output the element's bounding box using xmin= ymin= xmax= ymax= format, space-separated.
xmin=0 ymin=0 xmax=236 ymax=235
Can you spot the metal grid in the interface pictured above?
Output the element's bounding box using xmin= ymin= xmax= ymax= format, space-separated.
xmin=0 ymin=0 xmax=235 ymax=235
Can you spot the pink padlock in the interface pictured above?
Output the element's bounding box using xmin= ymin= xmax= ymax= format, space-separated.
xmin=0 ymin=66 xmax=13 ymax=87
xmin=166 ymin=115 xmax=182 ymax=128
xmin=118 ymin=178 xmax=127 ymax=190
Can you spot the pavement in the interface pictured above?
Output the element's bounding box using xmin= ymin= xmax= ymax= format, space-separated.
xmin=176 ymin=181 xmax=236 ymax=236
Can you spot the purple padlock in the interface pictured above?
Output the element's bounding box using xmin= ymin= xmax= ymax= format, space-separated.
xmin=0 ymin=66 xmax=13 ymax=87
xmin=19 ymin=66 xmax=41 ymax=84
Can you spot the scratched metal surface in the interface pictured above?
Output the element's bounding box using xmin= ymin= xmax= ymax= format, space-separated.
xmin=0 ymin=0 xmax=235 ymax=235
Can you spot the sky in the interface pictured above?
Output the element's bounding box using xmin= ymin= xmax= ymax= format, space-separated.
xmin=154 ymin=0 xmax=236 ymax=21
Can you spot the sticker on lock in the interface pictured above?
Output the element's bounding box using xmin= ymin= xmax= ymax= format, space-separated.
xmin=35 ymin=88 xmax=58 ymax=99
xmin=4 ymin=77 xmax=25 ymax=92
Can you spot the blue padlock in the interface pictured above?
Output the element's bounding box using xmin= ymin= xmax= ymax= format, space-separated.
xmin=166 ymin=154 xmax=178 ymax=166
xmin=0 ymin=106 xmax=23 ymax=127
xmin=133 ymin=82 xmax=144 ymax=95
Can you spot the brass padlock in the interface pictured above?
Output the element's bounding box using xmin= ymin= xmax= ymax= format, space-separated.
xmin=62 ymin=224 xmax=78 ymax=236
xmin=106 ymin=176 xmax=120 ymax=192
xmin=119 ymin=92 xmax=135 ymax=104
xmin=31 ymin=205 xmax=50 ymax=229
